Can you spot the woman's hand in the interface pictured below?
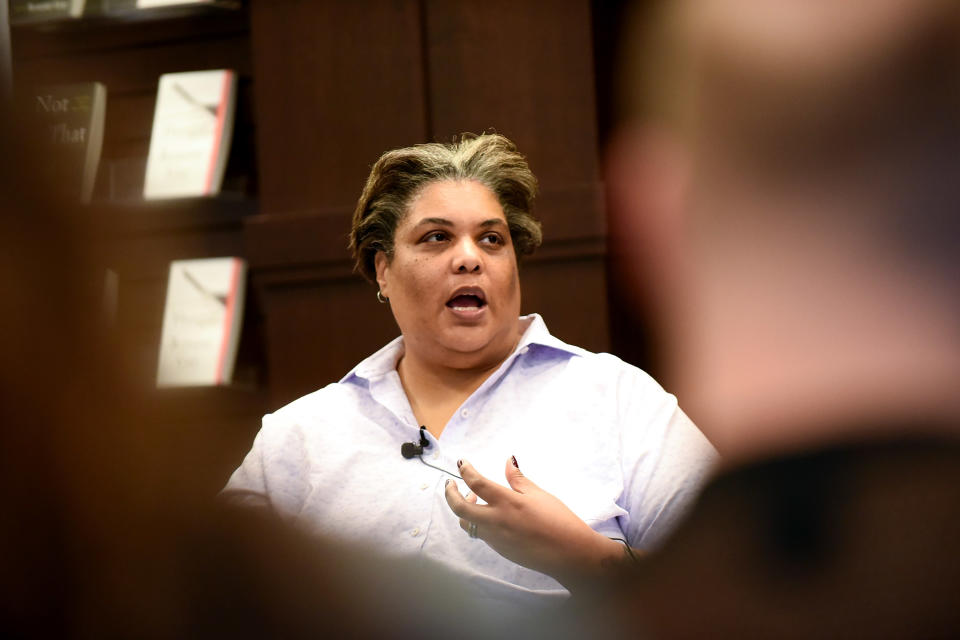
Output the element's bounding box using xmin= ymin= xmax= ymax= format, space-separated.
xmin=443 ymin=456 xmax=631 ymax=592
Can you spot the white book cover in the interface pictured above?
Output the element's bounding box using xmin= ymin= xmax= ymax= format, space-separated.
xmin=9 ymin=0 xmax=85 ymax=22
xmin=136 ymin=0 xmax=215 ymax=9
xmin=156 ymin=257 xmax=246 ymax=387
xmin=143 ymin=69 xmax=237 ymax=199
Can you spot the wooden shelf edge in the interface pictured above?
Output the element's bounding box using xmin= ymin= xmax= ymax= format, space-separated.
xmin=96 ymin=194 xmax=258 ymax=235
xmin=11 ymin=2 xmax=243 ymax=32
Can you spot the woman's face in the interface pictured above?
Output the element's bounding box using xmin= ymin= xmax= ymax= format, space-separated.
xmin=375 ymin=179 xmax=522 ymax=370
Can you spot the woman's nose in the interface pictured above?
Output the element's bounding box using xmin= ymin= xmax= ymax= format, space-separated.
xmin=452 ymin=239 xmax=482 ymax=273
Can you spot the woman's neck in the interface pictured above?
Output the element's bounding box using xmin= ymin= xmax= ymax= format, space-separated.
xmin=397 ymin=334 xmax=522 ymax=438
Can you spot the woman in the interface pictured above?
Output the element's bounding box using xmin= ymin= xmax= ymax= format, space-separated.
xmin=224 ymin=133 xmax=716 ymax=609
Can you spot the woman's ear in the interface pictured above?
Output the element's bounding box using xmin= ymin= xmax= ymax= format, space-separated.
xmin=374 ymin=251 xmax=389 ymax=296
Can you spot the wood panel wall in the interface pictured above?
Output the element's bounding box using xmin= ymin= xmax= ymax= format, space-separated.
xmin=247 ymin=0 xmax=608 ymax=408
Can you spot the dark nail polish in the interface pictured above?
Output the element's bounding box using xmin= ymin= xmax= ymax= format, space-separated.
xmin=511 ymin=455 xmax=519 ymax=469
xmin=457 ymin=459 xmax=463 ymax=469
xmin=445 ymin=479 xmax=451 ymax=487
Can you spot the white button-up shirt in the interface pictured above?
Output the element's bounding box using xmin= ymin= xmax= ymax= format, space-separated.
xmin=224 ymin=314 xmax=717 ymax=610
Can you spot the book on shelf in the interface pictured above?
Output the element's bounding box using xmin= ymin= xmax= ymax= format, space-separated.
xmin=156 ymin=257 xmax=247 ymax=388
xmin=143 ymin=69 xmax=237 ymax=200
xmin=33 ymin=81 xmax=107 ymax=203
xmin=81 ymin=0 xmax=240 ymax=14
xmin=135 ymin=0 xmax=237 ymax=8
xmin=9 ymin=0 xmax=85 ymax=23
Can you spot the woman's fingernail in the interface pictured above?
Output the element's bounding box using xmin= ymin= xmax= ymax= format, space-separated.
xmin=457 ymin=459 xmax=463 ymax=469
xmin=445 ymin=479 xmax=451 ymax=488
xmin=511 ymin=455 xmax=519 ymax=469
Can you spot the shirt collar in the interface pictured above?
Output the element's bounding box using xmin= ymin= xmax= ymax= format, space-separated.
xmin=342 ymin=313 xmax=581 ymax=385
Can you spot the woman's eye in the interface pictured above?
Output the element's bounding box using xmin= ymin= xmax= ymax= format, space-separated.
xmin=422 ymin=231 xmax=447 ymax=243
xmin=480 ymin=233 xmax=504 ymax=246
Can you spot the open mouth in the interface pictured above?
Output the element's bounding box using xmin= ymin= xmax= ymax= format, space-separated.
xmin=446 ymin=289 xmax=487 ymax=311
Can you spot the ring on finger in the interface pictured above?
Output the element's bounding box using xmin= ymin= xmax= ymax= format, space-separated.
xmin=468 ymin=521 xmax=479 ymax=539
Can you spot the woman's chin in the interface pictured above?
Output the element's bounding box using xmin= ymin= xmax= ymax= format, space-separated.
xmin=443 ymin=334 xmax=496 ymax=356
xmin=434 ymin=330 xmax=512 ymax=366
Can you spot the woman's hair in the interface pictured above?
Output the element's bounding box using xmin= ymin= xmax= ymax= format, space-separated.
xmin=349 ymin=133 xmax=542 ymax=282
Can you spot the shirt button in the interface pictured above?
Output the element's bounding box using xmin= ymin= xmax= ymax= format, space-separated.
xmin=420 ymin=483 xmax=429 ymax=491
xmin=461 ymin=408 xmax=469 ymax=418
xmin=411 ymin=527 xmax=421 ymax=537
xmin=520 ymin=346 xmax=529 ymax=354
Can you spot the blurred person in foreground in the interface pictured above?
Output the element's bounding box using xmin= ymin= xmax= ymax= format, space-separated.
xmin=600 ymin=0 xmax=960 ymax=636
xmin=223 ymin=133 xmax=717 ymax=611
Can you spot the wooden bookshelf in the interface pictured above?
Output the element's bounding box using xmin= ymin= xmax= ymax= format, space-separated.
xmin=10 ymin=1 xmax=267 ymax=463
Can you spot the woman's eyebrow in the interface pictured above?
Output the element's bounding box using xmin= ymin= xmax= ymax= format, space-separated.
xmin=411 ymin=218 xmax=506 ymax=229
xmin=413 ymin=217 xmax=454 ymax=228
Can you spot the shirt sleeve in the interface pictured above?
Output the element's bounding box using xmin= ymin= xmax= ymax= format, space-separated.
xmin=617 ymin=372 xmax=719 ymax=550
xmin=220 ymin=410 xmax=317 ymax=516
xmin=220 ymin=422 xmax=274 ymax=510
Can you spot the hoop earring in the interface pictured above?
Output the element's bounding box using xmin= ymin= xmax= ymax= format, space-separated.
xmin=377 ymin=290 xmax=389 ymax=304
